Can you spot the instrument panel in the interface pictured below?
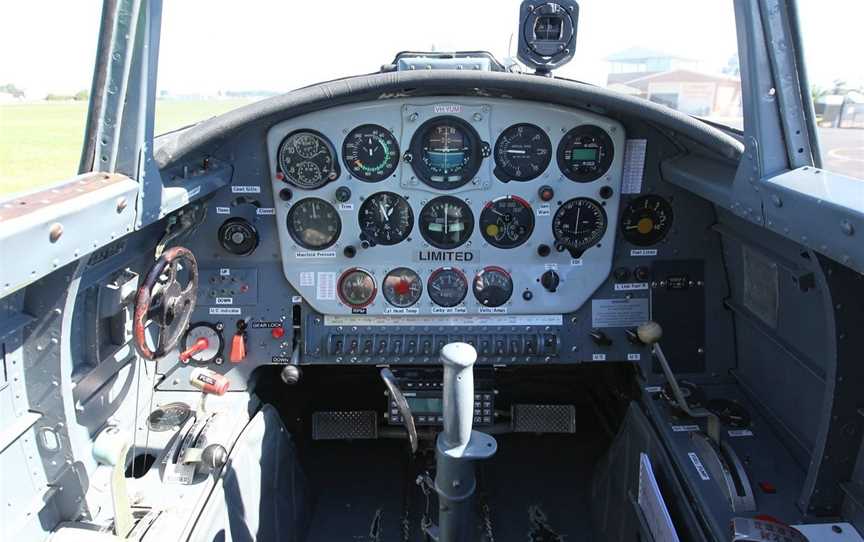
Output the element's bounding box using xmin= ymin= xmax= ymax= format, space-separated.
xmin=267 ymin=98 xmax=625 ymax=315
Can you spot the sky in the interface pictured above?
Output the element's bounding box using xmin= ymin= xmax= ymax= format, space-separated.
xmin=0 ymin=0 xmax=860 ymax=99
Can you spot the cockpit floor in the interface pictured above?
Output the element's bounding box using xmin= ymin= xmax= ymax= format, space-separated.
xmin=301 ymin=433 xmax=605 ymax=542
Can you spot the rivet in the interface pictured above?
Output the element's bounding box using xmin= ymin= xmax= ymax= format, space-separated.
xmin=49 ymin=223 xmax=63 ymax=243
xmin=771 ymin=195 xmax=782 ymax=207
xmin=840 ymin=220 xmax=854 ymax=236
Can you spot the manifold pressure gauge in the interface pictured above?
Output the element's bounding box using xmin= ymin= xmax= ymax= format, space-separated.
xmin=180 ymin=322 xmax=225 ymax=365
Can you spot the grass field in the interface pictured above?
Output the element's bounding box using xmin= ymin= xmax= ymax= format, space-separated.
xmin=0 ymin=99 xmax=254 ymax=196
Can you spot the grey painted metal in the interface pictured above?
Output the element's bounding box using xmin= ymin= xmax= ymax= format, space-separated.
xmin=763 ymin=166 xmax=864 ymax=274
xmin=434 ymin=342 xmax=496 ymax=542
xmin=0 ymin=173 xmax=138 ymax=297
xmin=758 ymin=0 xmax=815 ymax=170
xmin=785 ymin=0 xmax=823 ymax=169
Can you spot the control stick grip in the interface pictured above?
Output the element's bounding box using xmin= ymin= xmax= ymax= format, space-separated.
xmin=440 ymin=342 xmax=478 ymax=449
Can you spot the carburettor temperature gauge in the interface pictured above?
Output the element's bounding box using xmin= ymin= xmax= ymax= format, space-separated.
xmin=180 ymin=322 xmax=225 ymax=365
xmin=382 ymin=267 xmax=423 ymax=308
xmin=473 ymin=266 xmax=513 ymax=308
xmin=338 ymin=268 xmax=377 ymax=309
xmin=479 ymin=196 xmax=535 ymax=249
xmin=427 ymin=267 xmax=468 ymax=308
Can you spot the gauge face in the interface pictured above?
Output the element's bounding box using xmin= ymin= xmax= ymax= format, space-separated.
xmin=278 ymin=130 xmax=339 ymax=189
xmin=473 ymin=266 xmax=513 ymax=308
xmin=358 ymin=192 xmax=414 ymax=246
xmin=479 ymin=196 xmax=535 ymax=249
xmin=147 ymin=402 xmax=192 ymax=432
xmin=338 ymin=268 xmax=377 ymax=308
xmin=552 ymin=197 xmax=608 ymax=256
xmin=427 ymin=267 xmax=469 ymax=308
xmin=493 ymin=123 xmax=552 ymax=181
xmin=418 ymin=196 xmax=475 ymax=249
xmin=382 ymin=267 xmax=423 ymax=308
xmin=286 ymin=198 xmax=341 ymax=250
xmin=556 ymin=125 xmax=614 ymax=182
xmin=181 ymin=322 xmax=224 ymax=364
xmin=342 ymin=124 xmax=400 ymax=182
xmin=218 ymin=218 xmax=259 ymax=256
xmin=410 ymin=116 xmax=483 ymax=189
xmin=621 ymin=195 xmax=674 ymax=246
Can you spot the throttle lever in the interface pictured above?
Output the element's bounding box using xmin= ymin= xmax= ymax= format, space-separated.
xmin=380 ymin=368 xmax=418 ymax=454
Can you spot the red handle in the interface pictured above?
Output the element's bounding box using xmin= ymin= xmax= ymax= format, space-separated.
xmin=179 ymin=337 xmax=209 ymax=362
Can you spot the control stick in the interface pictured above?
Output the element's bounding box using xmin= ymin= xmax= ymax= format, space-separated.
xmin=637 ymin=321 xmax=720 ymax=443
xmin=433 ymin=343 xmax=497 ymax=542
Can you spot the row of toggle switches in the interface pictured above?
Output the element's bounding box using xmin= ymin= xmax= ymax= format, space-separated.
xmin=327 ymin=333 xmax=559 ymax=358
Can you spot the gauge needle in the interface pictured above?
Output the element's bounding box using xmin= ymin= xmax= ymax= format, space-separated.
xmin=378 ymin=202 xmax=388 ymax=221
xmin=574 ymin=206 xmax=581 ymax=234
xmin=506 ymin=149 xmax=527 ymax=154
xmin=312 ymin=202 xmax=318 ymax=220
xmin=444 ymin=203 xmax=449 ymax=235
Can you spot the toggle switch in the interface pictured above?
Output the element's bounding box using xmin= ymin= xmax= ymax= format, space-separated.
xmin=590 ymin=329 xmax=612 ymax=347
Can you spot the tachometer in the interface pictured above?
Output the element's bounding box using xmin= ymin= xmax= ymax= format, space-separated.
xmin=556 ymin=125 xmax=614 ymax=182
xmin=418 ymin=196 xmax=474 ymax=250
xmin=493 ymin=123 xmax=551 ymax=181
xmin=409 ymin=116 xmax=484 ymax=189
xmin=342 ymin=124 xmax=400 ymax=182
xmin=427 ymin=267 xmax=468 ymax=308
xmin=552 ymin=197 xmax=608 ymax=257
xmin=338 ymin=268 xmax=377 ymax=308
xmin=620 ymin=195 xmax=673 ymax=246
xmin=473 ymin=266 xmax=513 ymax=308
xmin=479 ymin=196 xmax=534 ymax=249
xmin=382 ymin=267 xmax=423 ymax=308
xmin=277 ymin=130 xmax=339 ymax=189
xmin=286 ymin=198 xmax=341 ymax=250
xmin=358 ymin=192 xmax=413 ymax=246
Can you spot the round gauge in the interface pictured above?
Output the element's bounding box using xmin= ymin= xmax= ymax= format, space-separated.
xmin=479 ymin=196 xmax=535 ymax=249
xmin=552 ymin=197 xmax=608 ymax=256
xmin=427 ymin=267 xmax=469 ymax=308
xmin=493 ymin=123 xmax=552 ymax=181
xmin=218 ymin=218 xmax=259 ymax=256
xmin=621 ymin=195 xmax=674 ymax=246
xmin=342 ymin=124 xmax=400 ymax=182
xmin=147 ymin=402 xmax=192 ymax=432
xmin=286 ymin=198 xmax=341 ymax=250
xmin=277 ymin=130 xmax=340 ymax=189
xmin=409 ymin=116 xmax=484 ymax=190
xmin=181 ymin=322 xmax=224 ymax=365
xmin=382 ymin=267 xmax=423 ymax=308
xmin=418 ymin=196 xmax=474 ymax=250
xmin=473 ymin=266 xmax=513 ymax=308
xmin=358 ymin=192 xmax=414 ymax=246
xmin=338 ymin=268 xmax=377 ymax=308
xmin=556 ymin=125 xmax=614 ymax=182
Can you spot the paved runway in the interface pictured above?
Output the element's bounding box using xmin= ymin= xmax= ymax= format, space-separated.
xmin=818 ymin=128 xmax=864 ymax=179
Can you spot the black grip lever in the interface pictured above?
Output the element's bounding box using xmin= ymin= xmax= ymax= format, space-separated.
xmin=380 ymin=368 xmax=418 ymax=454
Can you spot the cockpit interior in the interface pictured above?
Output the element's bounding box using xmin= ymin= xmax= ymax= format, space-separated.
xmin=2 ymin=1 xmax=863 ymax=542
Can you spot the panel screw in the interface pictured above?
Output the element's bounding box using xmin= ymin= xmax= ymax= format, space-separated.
xmin=49 ymin=223 xmax=63 ymax=243
xmin=840 ymin=220 xmax=854 ymax=236
xmin=771 ymin=195 xmax=782 ymax=207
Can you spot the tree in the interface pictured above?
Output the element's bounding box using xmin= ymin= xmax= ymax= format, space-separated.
xmin=74 ymin=89 xmax=89 ymax=101
xmin=0 ymin=83 xmax=25 ymax=98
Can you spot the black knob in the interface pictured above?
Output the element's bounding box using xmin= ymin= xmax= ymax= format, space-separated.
xmin=537 ymin=244 xmax=551 ymax=257
xmin=613 ymin=267 xmax=630 ymax=282
xmin=634 ymin=266 xmax=651 ymax=281
xmin=522 ymin=290 xmax=533 ymax=301
xmin=335 ymin=186 xmax=351 ymax=202
xmin=590 ymin=329 xmax=612 ymax=346
xmin=343 ymin=245 xmax=356 ymax=258
xmin=279 ymin=187 xmax=293 ymax=201
xmin=540 ymin=270 xmax=560 ymax=292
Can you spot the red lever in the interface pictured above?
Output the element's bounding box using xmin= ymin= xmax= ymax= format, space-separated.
xmin=179 ymin=337 xmax=209 ymax=363
xmin=230 ymin=333 xmax=246 ymax=363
